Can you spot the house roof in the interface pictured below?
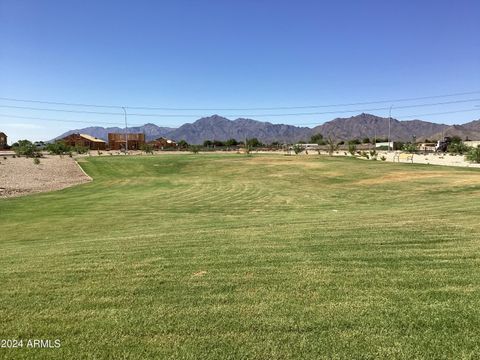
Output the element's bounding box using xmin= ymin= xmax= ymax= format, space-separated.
xmin=79 ymin=134 xmax=106 ymax=143
xmin=155 ymin=137 xmax=176 ymax=143
xmin=0 ymin=132 xmax=6 ymax=136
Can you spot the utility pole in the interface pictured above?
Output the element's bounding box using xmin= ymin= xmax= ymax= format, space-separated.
xmin=122 ymin=106 xmax=128 ymax=154
xmin=388 ymin=105 xmax=393 ymax=152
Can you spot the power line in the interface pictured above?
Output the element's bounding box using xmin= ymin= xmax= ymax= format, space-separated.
xmin=1 ymin=107 xmax=478 ymax=128
xmin=1 ymin=90 xmax=480 ymax=111
xmin=396 ymin=108 xmax=480 ymax=120
xmin=124 ymin=90 xmax=480 ymax=111
xmin=0 ymin=105 xmax=123 ymax=116
xmin=269 ymin=108 xmax=480 ymax=127
xmin=0 ymin=113 xmax=144 ymax=126
xmin=1 ymin=98 xmax=479 ymax=118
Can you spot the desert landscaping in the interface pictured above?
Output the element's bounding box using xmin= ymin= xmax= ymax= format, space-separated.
xmin=0 ymin=155 xmax=91 ymax=198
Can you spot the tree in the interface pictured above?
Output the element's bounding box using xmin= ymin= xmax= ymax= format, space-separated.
xmin=12 ymin=140 xmax=42 ymax=158
xmin=362 ymin=137 xmax=370 ymax=144
xmin=310 ymin=133 xmax=324 ymax=144
xmin=246 ymin=138 xmax=262 ymax=148
xmin=177 ymin=140 xmax=189 ymax=149
xmin=393 ymin=142 xmax=405 ymax=151
xmin=348 ymin=143 xmax=357 ymax=155
xmin=203 ymin=140 xmax=213 ymax=148
xmin=466 ymin=146 xmax=480 ymax=163
xmin=225 ymin=138 xmax=238 ymax=147
xmin=326 ymin=136 xmax=339 ymax=156
xmin=212 ymin=140 xmax=225 ymax=147
xmin=450 ymin=136 xmax=462 ymax=144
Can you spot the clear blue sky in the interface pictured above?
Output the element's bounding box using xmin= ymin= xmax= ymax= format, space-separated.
xmin=1 ymin=0 xmax=479 ymax=142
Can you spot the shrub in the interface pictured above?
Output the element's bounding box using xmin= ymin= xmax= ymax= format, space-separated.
xmin=402 ymin=143 xmax=417 ymax=153
xmin=12 ymin=140 xmax=42 ymax=158
xmin=140 ymin=143 xmax=154 ymax=154
xmin=33 ymin=157 xmax=41 ymax=165
xmin=246 ymin=138 xmax=263 ymax=148
xmin=348 ymin=143 xmax=357 ymax=155
xmin=74 ymin=145 xmax=89 ymax=154
xmin=448 ymin=141 xmax=470 ymax=155
xmin=46 ymin=141 xmax=72 ymax=155
xmin=359 ymin=151 xmax=369 ymax=159
xmin=380 ymin=156 xmax=386 ymax=161
xmin=190 ymin=145 xmax=200 ymax=154
xmin=466 ymin=146 xmax=480 ymax=163
xmin=292 ymin=144 xmax=304 ymax=155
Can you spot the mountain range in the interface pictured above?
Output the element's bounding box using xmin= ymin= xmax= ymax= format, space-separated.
xmin=55 ymin=113 xmax=480 ymax=144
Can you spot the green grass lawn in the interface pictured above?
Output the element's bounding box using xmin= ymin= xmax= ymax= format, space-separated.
xmin=1 ymin=154 xmax=480 ymax=359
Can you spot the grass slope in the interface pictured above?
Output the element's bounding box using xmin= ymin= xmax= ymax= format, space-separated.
xmin=1 ymin=154 xmax=480 ymax=359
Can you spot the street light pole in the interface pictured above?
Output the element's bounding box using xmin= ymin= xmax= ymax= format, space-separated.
xmin=122 ymin=106 xmax=128 ymax=154
xmin=388 ymin=105 xmax=393 ymax=152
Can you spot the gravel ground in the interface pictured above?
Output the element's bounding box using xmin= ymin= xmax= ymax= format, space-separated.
xmin=293 ymin=150 xmax=480 ymax=168
xmin=0 ymin=155 xmax=91 ymax=198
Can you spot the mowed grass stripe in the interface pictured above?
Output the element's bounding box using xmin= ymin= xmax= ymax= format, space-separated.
xmin=1 ymin=154 xmax=480 ymax=359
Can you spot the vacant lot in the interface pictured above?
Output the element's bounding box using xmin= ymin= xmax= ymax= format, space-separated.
xmin=1 ymin=154 xmax=480 ymax=359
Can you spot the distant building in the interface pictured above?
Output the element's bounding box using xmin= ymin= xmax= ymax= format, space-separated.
xmin=61 ymin=133 xmax=106 ymax=150
xmin=418 ymin=143 xmax=437 ymax=152
xmin=149 ymin=137 xmax=177 ymax=150
xmin=108 ymin=133 xmax=145 ymax=150
xmin=465 ymin=140 xmax=480 ymax=148
xmin=0 ymin=132 xmax=8 ymax=149
xmin=375 ymin=141 xmax=394 ymax=149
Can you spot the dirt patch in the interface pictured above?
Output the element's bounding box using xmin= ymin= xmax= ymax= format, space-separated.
xmin=356 ymin=170 xmax=480 ymax=186
xmin=192 ymin=271 xmax=207 ymax=277
xmin=0 ymin=156 xmax=91 ymax=198
xmin=356 ymin=171 xmax=448 ymax=185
